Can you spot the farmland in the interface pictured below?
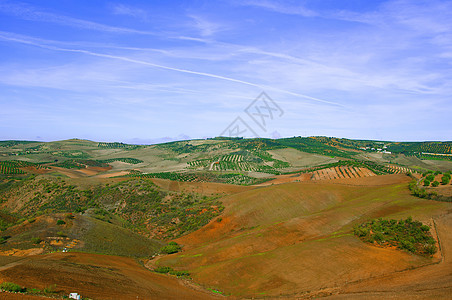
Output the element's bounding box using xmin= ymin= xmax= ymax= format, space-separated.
xmin=1 ymin=137 xmax=452 ymax=299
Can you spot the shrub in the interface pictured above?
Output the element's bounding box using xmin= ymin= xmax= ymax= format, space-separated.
xmin=442 ymin=175 xmax=451 ymax=185
xmin=354 ymin=217 xmax=437 ymax=255
xmin=400 ymin=240 xmax=416 ymax=252
xmin=426 ymin=174 xmax=435 ymax=182
xmin=56 ymin=219 xmax=66 ymax=225
xmin=423 ymin=244 xmax=437 ymax=255
xmin=0 ymin=282 xmax=24 ymax=292
xmin=160 ymin=242 xmax=182 ymax=254
xmin=420 ymin=225 xmax=430 ymax=232
xmin=31 ymin=237 xmax=42 ymax=244
xmin=169 ymin=270 xmax=190 ymax=277
xmin=154 ymin=266 xmax=190 ymax=277
xmin=424 ymin=180 xmax=431 ymax=186
xmin=43 ymin=284 xmax=57 ymax=294
xmin=154 ymin=266 xmax=172 ymax=273
xmin=432 ymin=181 xmax=440 ymax=187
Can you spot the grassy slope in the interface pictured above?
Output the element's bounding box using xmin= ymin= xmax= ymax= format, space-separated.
xmin=0 ymin=214 xmax=163 ymax=257
xmin=156 ymin=174 xmax=450 ymax=297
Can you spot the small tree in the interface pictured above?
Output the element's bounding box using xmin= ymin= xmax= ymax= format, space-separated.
xmin=432 ymin=181 xmax=440 ymax=187
xmin=424 ymin=180 xmax=431 ymax=186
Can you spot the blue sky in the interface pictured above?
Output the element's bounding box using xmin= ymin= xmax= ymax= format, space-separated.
xmin=0 ymin=0 xmax=451 ymax=143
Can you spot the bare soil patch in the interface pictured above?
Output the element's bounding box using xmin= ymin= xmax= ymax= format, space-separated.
xmin=0 ymin=252 xmax=221 ymax=300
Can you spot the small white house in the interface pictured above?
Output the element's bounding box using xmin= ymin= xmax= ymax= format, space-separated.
xmin=69 ymin=293 xmax=81 ymax=300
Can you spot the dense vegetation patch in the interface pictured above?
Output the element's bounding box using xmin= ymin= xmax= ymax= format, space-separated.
xmin=0 ymin=281 xmax=58 ymax=296
xmin=160 ymin=241 xmax=181 ymax=254
xmin=409 ymin=179 xmax=452 ymax=202
xmin=0 ymin=177 xmax=224 ymax=241
xmin=354 ymin=217 xmax=437 ymax=256
xmin=129 ymin=171 xmax=271 ymax=186
xmin=154 ymin=266 xmax=190 ymax=277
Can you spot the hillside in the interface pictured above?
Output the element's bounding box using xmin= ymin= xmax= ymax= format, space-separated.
xmin=155 ymin=174 xmax=451 ymax=298
xmin=1 ymin=137 xmax=452 ymax=299
xmin=1 ymin=137 xmax=452 ymax=184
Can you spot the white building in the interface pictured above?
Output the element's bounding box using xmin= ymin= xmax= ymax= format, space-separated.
xmin=69 ymin=293 xmax=81 ymax=300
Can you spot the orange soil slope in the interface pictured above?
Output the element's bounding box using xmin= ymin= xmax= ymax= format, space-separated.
xmin=326 ymin=212 xmax=452 ymax=299
xmin=0 ymin=252 xmax=220 ymax=300
xmin=157 ymin=174 xmax=451 ymax=298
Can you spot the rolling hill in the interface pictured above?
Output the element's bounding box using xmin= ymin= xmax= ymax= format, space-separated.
xmin=0 ymin=137 xmax=451 ymax=299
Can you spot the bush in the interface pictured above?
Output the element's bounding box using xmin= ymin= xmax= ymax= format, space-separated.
xmin=56 ymin=219 xmax=66 ymax=225
xmin=354 ymin=217 xmax=437 ymax=255
xmin=400 ymin=240 xmax=416 ymax=252
xmin=432 ymin=181 xmax=440 ymax=187
xmin=160 ymin=242 xmax=182 ymax=254
xmin=424 ymin=180 xmax=431 ymax=186
xmin=426 ymin=174 xmax=435 ymax=182
xmin=353 ymin=226 xmax=368 ymax=237
xmin=424 ymin=244 xmax=437 ymax=255
xmin=154 ymin=266 xmax=172 ymax=273
xmin=442 ymin=175 xmax=451 ymax=185
xmin=31 ymin=237 xmax=42 ymax=244
xmin=0 ymin=282 xmax=24 ymax=292
xmin=420 ymin=225 xmax=430 ymax=232
xmin=43 ymin=284 xmax=57 ymax=294
xmin=154 ymin=266 xmax=190 ymax=277
xmin=169 ymin=270 xmax=190 ymax=277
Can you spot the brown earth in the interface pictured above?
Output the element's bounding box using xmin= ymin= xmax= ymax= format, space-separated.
xmin=0 ymin=292 xmax=49 ymax=299
xmin=49 ymin=166 xmax=111 ymax=178
xmin=149 ymin=178 xmax=253 ymax=196
xmin=156 ymin=174 xmax=451 ymax=299
xmin=325 ymin=212 xmax=452 ymax=299
xmin=257 ymin=167 xmax=376 ymax=186
xmin=1 ymin=174 xmax=450 ymax=299
xmin=0 ymin=252 xmax=222 ymax=300
xmin=94 ymin=170 xmax=130 ymax=178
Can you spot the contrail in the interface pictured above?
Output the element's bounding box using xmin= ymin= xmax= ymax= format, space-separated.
xmin=0 ymin=32 xmax=344 ymax=107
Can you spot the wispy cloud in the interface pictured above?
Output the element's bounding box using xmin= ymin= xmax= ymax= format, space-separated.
xmin=110 ymin=3 xmax=148 ymax=21
xmin=188 ymin=15 xmax=225 ymax=37
xmin=0 ymin=0 xmax=156 ymax=35
xmin=0 ymin=31 xmax=343 ymax=107
xmin=237 ymin=0 xmax=317 ymax=17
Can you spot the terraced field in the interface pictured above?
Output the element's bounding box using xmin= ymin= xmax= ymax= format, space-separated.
xmin=386 ymin=164 xmax=417 ymax=174
xmin=311 ymin=166 xmax=376 ymax=180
